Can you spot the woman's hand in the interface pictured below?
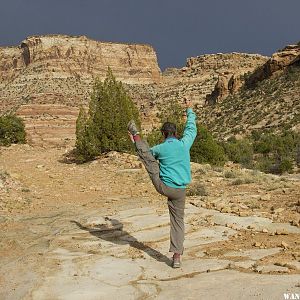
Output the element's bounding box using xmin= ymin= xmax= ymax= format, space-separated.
xmin=183 ymin=97 xmax=192 ymax=109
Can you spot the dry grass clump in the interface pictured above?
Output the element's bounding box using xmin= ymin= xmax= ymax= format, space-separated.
xmin=187 ymin=182 xmax=208 ymax=196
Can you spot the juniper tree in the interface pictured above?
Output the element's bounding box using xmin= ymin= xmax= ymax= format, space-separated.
xmin=75 ymin=69 xmax=140 ymax=161
xmin=0 ymin=114 xmax=26 ymax=146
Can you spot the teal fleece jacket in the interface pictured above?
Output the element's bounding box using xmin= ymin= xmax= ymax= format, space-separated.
xmin=150 ymin=108 xmax=197 ymax=189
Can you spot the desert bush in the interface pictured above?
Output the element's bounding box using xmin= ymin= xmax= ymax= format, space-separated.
xmin=231 ymin=178 xmax=245 ymax=185
xmin=231 ymin=177 xmax=254 ymax=185
xmin=187 ymin=182 xmax=208 ymax=196
xmin=253 ymin=130 xmax=299 ymax=174
xmin=75 ymin=69 xmax=140 ymax=162
xmin=224 ymin=170 xmax=238 ymax=178
xmin=296 ymin=144 xmax=300 ymax=167
xmin=0 ymin=170 xmax=9 ymax=181
xmin=222 ymin=137 xmax=254 ymax=167
xmin=0 ymin=115 xmax=26 ymax=146
xmin=190 ymin=126 xmax=227 ymax=166
xmin=212 ymin=166 xmax=224 ymax=173
xmin=195 ymin=167 xmax=207 ymax=175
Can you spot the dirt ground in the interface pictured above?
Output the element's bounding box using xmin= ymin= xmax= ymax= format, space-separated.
xmin=0 ymin=144 xmax=299 ymax=299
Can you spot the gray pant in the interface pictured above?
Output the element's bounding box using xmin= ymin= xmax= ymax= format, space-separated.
xmin=135 ymin=140 xmax=186 ymax=254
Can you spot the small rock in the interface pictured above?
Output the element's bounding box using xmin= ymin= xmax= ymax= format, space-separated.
xmin=260 ymin=194 xmax=271 ymax=201
xmin=253 ymin=242 xmax=262 ymax=247
xmin=262 ymin=228 xmax=269 ymax=233
xmin=239 ymin=211 xmax=248 ymax=217
xmin=284 ymin=261 xmax=300 ymax=271
xmin=274 ymin=262 xmax=286 ymax=267
xmin=221 ymin=207 xmax=231 ymax=213
xmin=280 ymin=241 xmax=289 ymax=249
xmin=290 ymin=220 xmax=299 ymax=227
xmin=257 ymin=264 xmax=289 ymax=274
xmin=275 ymin=229 xmax=288 ymax=235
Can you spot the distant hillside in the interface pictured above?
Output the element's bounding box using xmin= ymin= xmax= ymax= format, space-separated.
xmin=200 ymin=43 xmax=300 ymax=139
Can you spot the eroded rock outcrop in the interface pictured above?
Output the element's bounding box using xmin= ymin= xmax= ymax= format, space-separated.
xmin=246 ymin=44 xmax=300 ymax=88
xmin=161 ymin=53 xmax=268 ymax=108
xmin=205 ymin=72 xmax=243 ymax=105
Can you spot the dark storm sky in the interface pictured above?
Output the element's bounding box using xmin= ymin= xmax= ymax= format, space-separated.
xmin=0 ymin=0 xmax=299 ymax=70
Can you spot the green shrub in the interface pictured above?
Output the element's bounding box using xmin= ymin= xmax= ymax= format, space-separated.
xmin=224 ymin=170 xmax=237 ymax=178
xmin=269 ymin=158 xmax=293 ymax=174
xmin=255 ymin=156 xmax=293 ymax=174
xmin=253 ymin=131 xmax=297 ymax=157
xmin=146 ymin=128 xmax=163 ymax=147
xmin=190 ymin=125 xmax=227 ymax=166
xmin=0 ymin=115 xmax=26 ymax=146
xmin=231 ymin=178 xmax=245 ymax=185
xmin=222 ymin=138 xmax=253 ymax=167
xmin=75 ymin=69 xmax=140 ymax=162
xmin=252 ymin=130 xmax=299 ymax=174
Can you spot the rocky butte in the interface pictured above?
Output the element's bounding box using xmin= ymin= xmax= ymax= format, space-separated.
xmin=0 ymin=34 xmax=268 ymax=146
xmin=201 ymin=43 xmax=300 ymax=138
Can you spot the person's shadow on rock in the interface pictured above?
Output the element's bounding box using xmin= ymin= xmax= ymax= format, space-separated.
xmin=71 ymin=218 xmax=172 ymax=267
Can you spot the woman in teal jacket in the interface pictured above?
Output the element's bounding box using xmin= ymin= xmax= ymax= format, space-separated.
xmin=128 ymin=99 xmax=197 ymax=268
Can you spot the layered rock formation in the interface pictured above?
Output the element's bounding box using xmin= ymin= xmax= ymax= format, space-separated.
xmin=205 ymin=72 xmax=243 ymax=105
xmin=160 ymin=53 xmax=268 ymax=107
xmin=133 ymin=53 xmax=268 ymax=131
xmin=200 ymin=43 xmax=300 ymax=138
xmin=0 ymin=35 xmax=161 ymax=85
xmin=246 ymin=44 xmax=300 ymax=88
xmin=0 ymin=35 xmax=268 ymax=146
xmin=0 ymin=35 xmax=161 ymax=145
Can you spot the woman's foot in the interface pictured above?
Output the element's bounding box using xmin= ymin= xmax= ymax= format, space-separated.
xmin=127 ymin=120 xmax=139 ymax=136
xmin=172 ymin=253 xmax=181 ymax=268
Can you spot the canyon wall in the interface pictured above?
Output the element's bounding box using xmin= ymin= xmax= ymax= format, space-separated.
xmin=0 ymin=35 xmax=161 ymax=146
xmin=0 ymin=35 xmax=268 ymax=146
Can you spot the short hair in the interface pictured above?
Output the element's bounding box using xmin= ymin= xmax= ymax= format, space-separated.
xmin=161 ymin=122 xmax=176 ymax=138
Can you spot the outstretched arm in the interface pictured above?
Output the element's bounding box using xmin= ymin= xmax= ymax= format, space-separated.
xmin=181 ymin=98 xmax=197 ymax=149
